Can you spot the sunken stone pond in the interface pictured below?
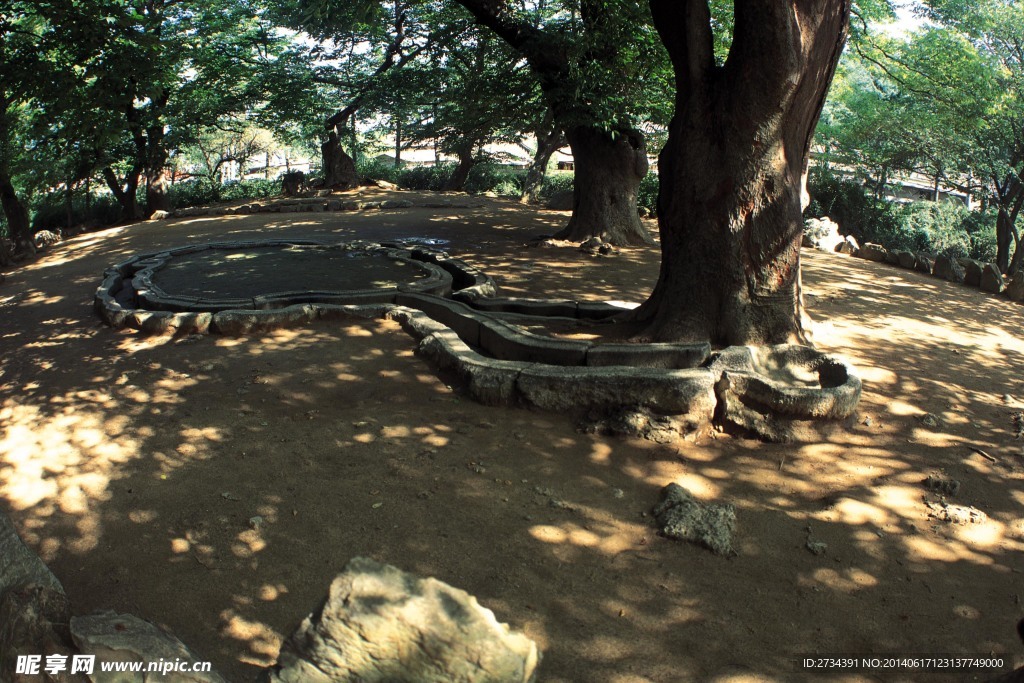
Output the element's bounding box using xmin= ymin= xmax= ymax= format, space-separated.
xmin=95 ymin=239 xmax=862 ymax=442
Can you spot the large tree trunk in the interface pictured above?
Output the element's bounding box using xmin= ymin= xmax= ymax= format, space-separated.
xmin=102 ymin=166 xmax=144 ymax=223
xmin=144 ymin=125 xmax=170 ymax=216
xmin=0 ymin=171 xmax=34 ymax=258
xmin=443 ymin=148 xmax=475 ymax=191
xmin=520 ymin=111 xmax=564 ymax=205
xmin=553 ymin=125 xmax=652 ymax=245
xmin=634 ymin=0 xmax=850 ymax=345
xmin=322 ymin=130 xmax=358 ymax=189
xmin=145 ymin=168 xmax=170 ymax=215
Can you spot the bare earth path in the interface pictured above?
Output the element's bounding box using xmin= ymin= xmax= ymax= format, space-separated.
xmin=1 ymin=190 xmax=1023 ymax=682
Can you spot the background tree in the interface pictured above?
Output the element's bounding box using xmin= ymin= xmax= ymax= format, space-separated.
xmin=454 ymin=0 xmax=671 ymax=245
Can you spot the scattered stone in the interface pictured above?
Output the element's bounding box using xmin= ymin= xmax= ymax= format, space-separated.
xmin=579 ymin=236 xmax=603 ymax=252
xmin=835 ymin=235 xmax=859 ymax=254
xmin=981 ymin=263 xmax=1004 ymax=293
xmin=380 ymin=199 xmax=414 ymax=209
xmin=924 ymin=475 xmax=961 ymax=496
xmin=369 ymin=179 xmax=400 ymax=190
xmin=598 ymin=243 xmax=614 ymax=255
xmin=925 ymin=500 xmax=987 ymax=525
xmin=150 ymin=210 xmax=172 ymax=220
xmin=920 ymin=413 xmax=941 ymax=428
xmin=862 ymin=416 xmax=872 ymax=427
xmin=316 ymin=189 xmax=332 ymax=197
xmin=249 ymin=515 xmax=264 ymax=530
xmin=859 ymin=242 xmax=888 ymax=262
xmin=263 ymin=556 xmax=540 ymax=683
xmin=611 ymin=488 xmax=625 ymax=499
xmin=933 ymin=255 xmax=966 ymax=284
xmin=71 ymin=611 xmax=226 ymax=682
xmin=805 ymin=540 xmax=828 ymax=556
xmin=652 ymin=483 xmax=736 ymax=556
xmin=1005 ymin=272 xmax=1024 ymax=302
xmin=32 ymin=230 xmax=62 ymax=249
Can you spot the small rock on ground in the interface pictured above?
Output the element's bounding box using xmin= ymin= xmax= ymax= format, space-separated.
xmin=652 ymin=483 xmax=736 ymax=556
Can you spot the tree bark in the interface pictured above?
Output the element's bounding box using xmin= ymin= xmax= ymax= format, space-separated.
xmin=443 ymin=147 xmax=475 ymax=191
xmin=454 ymin=0 xmax=648 ymax=246
xmin=322 ymin=130 xmax=358 ymax=189
xmin=102 ymin=166 xmax=143 ymax=223
xmin=552 ymin=125 xmax=652 ymax=245
xmin=0 ymin=170 xmax=34 ymax=258
xmin=144 ymin=123 xmax=171 ymax=215
xmin=995 ymin=174 xmax=1022 ymax=273
xmin=520 ymin=111 xmax=564 ymax=205
xmin=633 ymin=0 xmax=850 ymax=345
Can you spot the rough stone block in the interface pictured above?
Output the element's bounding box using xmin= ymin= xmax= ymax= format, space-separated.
xmin=417 ymin=332 xmax=523 ymax=406
xmin=468 ymin=298 xmax=579 ymax=318
xmin=933 ymin=254 xmax=966 ymax=284
xmin=1 ymin=585 xmax=84 ymax=683
xmin=380 ymin=199 xmax=414 ymax=209
xmin=962 ymin=259 xmax=983 ymax=287
xmin=263 ymin=557 xmax=539 ymax=683
xmin=396 ymin=293 xmax=484 ymax=346
xmin=896 ymin=250 xmax=916 ymax=269
xmin=1 ymin=512 xmax=64 ymax=597
xmin=981 ymin=263 xmax=1004 ymax=293
xmin=517 ymin=365 xmax=717 ymax=419
xmin=586 ymin=342 xmax=710 ymax=369
xmin=1006 ymin=271 xmax=1024 ymax=302
xmin=71 ymin=611 xmax=225 ymax=683
xmin=858 ymin=242 xmax=888 ymax=262
xmin=914 ymin=253 xmax=934 ymax=274
xmin=212 ymin=305 xmax=316 ymax=335
xmin=478 ymin=318 xmax=589 ymax=365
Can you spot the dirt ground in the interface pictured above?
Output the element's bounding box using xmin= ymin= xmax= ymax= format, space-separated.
xmin=2 ymin=188 xmax=1023 ymax=683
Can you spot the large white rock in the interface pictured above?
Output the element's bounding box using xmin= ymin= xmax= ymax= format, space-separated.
xmin=263 ymin=557 xmax=540 ymax=683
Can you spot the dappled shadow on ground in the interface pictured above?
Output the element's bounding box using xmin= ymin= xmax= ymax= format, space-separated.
xmin=1 ymin=197 xmax=1023 ymax=682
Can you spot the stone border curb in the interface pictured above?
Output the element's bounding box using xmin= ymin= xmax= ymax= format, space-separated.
xmin=95 ymin=239 xmax=862 ymax=441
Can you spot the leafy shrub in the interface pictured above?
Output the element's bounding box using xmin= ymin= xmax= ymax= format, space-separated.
xmin=168 ymin=180 xmax=221 ymax=209
xmin=807 ymin=166 xmax=998 ymax=261
xmin=399 ymin=164 xmax=452 ymax=191
xmin=638 ymin=173 xmax=659 ymax=213
xmin=30 ymin=190 xmax=123 ymax=231
xmin=464 ymin=164 xmax=523 ymax=194
xmin=538 ymin=172 xmax=574 ymax=201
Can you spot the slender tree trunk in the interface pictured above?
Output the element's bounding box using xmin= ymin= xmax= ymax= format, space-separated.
xmin=552 ymin=125 xmax=652 ymax=245
xmin=0 ymin=171 xmax=34 ymax=257
xmin=520 ymin=111 xmax=564 ymax=205
xmin=443 ymin=148 xmax=476 ymax=191
xmin=65 ymin=181 xmax=74 ymax=230
xmin=394 ymin=118 xmax=402 ymax=168
xmin=634 ymin=1 xmax=850 ymax=345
